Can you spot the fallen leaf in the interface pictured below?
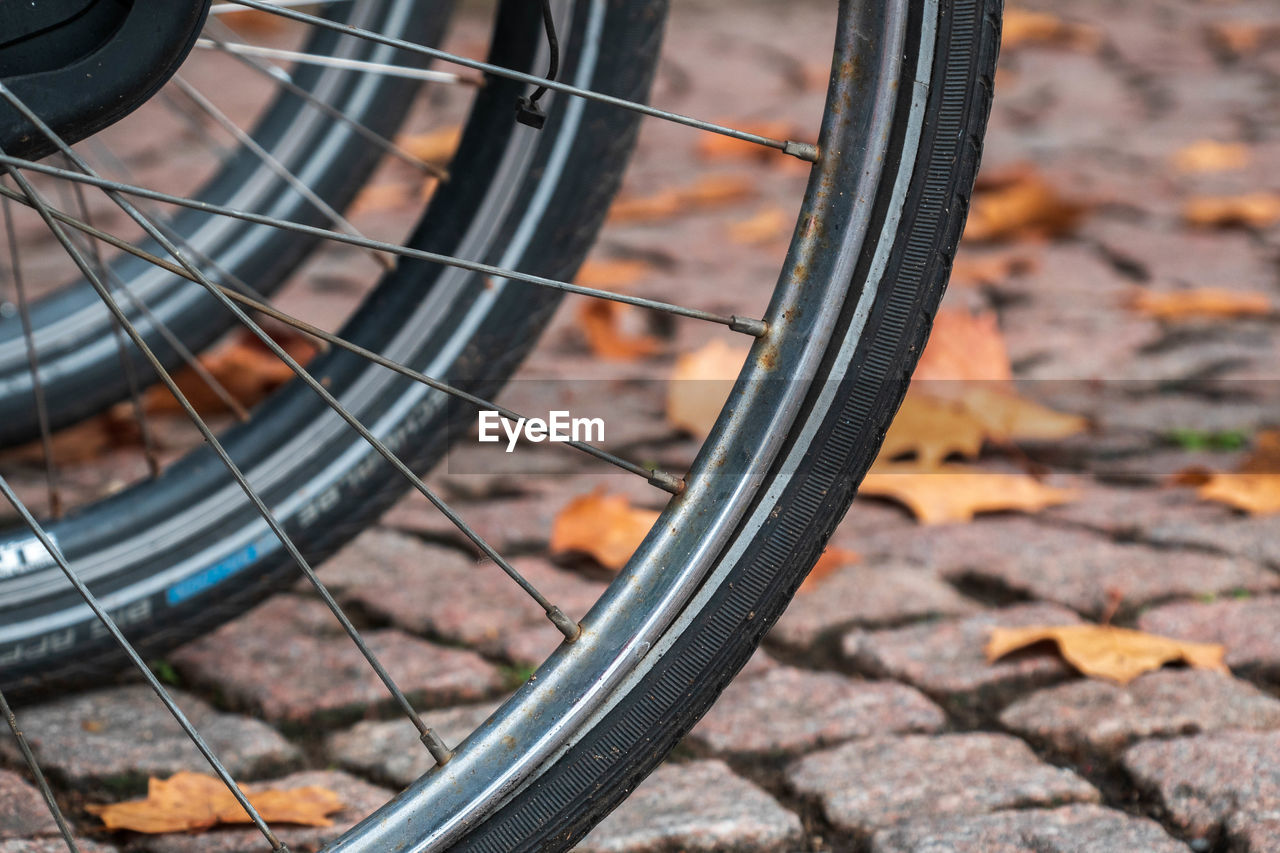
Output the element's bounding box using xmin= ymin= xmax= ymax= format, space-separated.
xmin=696 ymin=121 xmax=806 ymax=165
xmin=549 ymin=491 xmax=661 ymax=571
xmin=1239 ymin=431 xmax=1280 ymax=474
xmin=1183 ymin=193 xmax=1280 ymax=229
xmin=799 ymin=546 xmax=861 ymax=593
xmin=914 ymin=309 xmax=1014 ymax=384
xmin=1172 ymin=140 xmax=1252 ymax=174
xmin=1001 ymin=9 xmax=1101 ymax=51
xmin=666 ymin=339 xmax=750 ymax=437
xmin=949 ymin=250 xmax=1039 ymax=288
xmin=216 ymin=10 xmax=285 ymax=33
xmin=397 ymin=125 xmax=462 ymax=164
xmin=1207 ymin=21 xmax=1280 ymax=56
xmin=727 ymin=207 xmax=790 ymax=246
xmin=575 ymin=258 xmax=655 ymax=290
xmin=608 ymin=175 xmax=755 ymax=224
xmin=145 ymin=331 xmax=317 ymax=415
xmin=965 ymin=167 xmax=1089 ymax=242
xmin=858 ymin=463 xmax=1078 ymax=525
xmin=575 ymin=301 xmax=662 ymax=362
xmin=1126 ymin=288 xmax=1272 ymax=321
xmin=87 ymin=772 xmax=343 ymax=834
xmin=879 ymin=393 xmax=989 ymax=467
xmin=350 ymin=182 xmax=418 ymax=215
xmin=986 ymin=624 xmax=1228 ymax=684
xmin=1186 ymin=431 xmax=1280 ymax=515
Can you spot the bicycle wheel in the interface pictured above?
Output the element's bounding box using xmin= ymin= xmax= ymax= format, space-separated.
xmin=0 ymin=0 xmax=1002 ymax=849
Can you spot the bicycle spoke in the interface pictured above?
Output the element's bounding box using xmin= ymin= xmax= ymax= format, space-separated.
xmin=169 ymin=75 xmax=393 ymax=271
xmin=0 ymin=155 xmax=771 ymax=336
xmin=201 ymin=19 xmax=455 ymax=178
xmin=223 ymin=0 xmax=821 ymax=162
xmin=1 ymin=193 xmax=62 ymax=518
xmin=193 ymin=39 xmax=479 ymax=90
xmin=0 ymin=151 xmax=457 ymax=769
xmin=0 ymin=688 xmax=82 ymax=853
xmin=209 ymin=0 xmax=351 ymax=14
xmin=58 ymin=155 xmax=163 ymax=477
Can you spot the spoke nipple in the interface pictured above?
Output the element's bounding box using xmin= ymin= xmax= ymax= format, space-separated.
xmin=547 ymin=607 xmax=583 ymax=643
xmin=421 ymin=730 xmax=455 ymax=765
xmin=783 ymin=140 xmax=820 ymax=163
xmin=647 ymin=469 xmax=686 ymax=495
xmin=729 ymin=315 xmax=769 ymax=337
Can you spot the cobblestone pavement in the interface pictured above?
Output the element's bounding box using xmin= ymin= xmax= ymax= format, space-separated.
xmin=3 ymin=0 xmax=1280 ymax=851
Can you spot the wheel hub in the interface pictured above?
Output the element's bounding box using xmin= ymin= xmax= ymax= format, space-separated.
xmin=0 ymin=0 xmax=211 ymax=160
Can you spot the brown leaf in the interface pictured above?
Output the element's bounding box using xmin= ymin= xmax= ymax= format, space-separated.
xmin=965 ymin=167 xmax=1089 ymax=242
xmin=350 ymin=182 xmax=418 ymax=215
xmin=799 ymin=546 xmax=860 ymax=593
xmin=575 ymin=301 xmax=662 ymax=362
xmin=879 ymin=393 xmax=989 ymax=467
xmin=949 ymin=250 xmax=1039 ymax=288
xmin=956 ymin=386 xmax=1089 ymax=444
xmin=1239 ymin=431 xmax=1280 ymax=474
xmin=1171 ymin=140 xmax=1252 ymax=174
xmin=87 ymin=772 xmax=343 ymax=835
xmin=985 ymin=624 xmax=1228 ymax=685
xmin=574 ymin=259 xmax=655 ymax=290
xmin=1183 ymin=193 xmax=1280 ymax=229
xmin=1001 ymin=9 xmax=1101 ymax=51
xmin=665 ymin=339 xmax=750 ymax=437
xmin=696 ymin=121 xmax=808 ymax=165
xmin=1126 ymin=288 xmax=1272 ymax=321
xmin=608 ymin=175 xmax=755 ymax=224
xmin=549 ymin=492 xmax=661 ymax=571
xmin=913 ymin=309 xmax=1014 ymax=384
xmin=858 ymin=463 xmax=1078 ymax=525
xmin=1207 ymin=21 xmax=1280 ymax=56
xmin=397 ymin=125 xmax=462 ymax=164
xmin=215 ymin=10 xmax=286 ymax=33
xmin=145 ymin=331 xmax=317 ymax=415
xmin=727 ymin=207 xmax=790 ymax=246
xmin=1196 ymin=474 xmax=1280 ymax=516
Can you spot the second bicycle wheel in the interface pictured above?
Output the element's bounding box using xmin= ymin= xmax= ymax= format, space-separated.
xmin=0 ymin=0 xmax=1001 ymax=849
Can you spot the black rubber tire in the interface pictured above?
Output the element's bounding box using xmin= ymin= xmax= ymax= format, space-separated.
xmin=0 ymin=0 xmax=667 ymax=696
xmin=452 ymin=0 xmax=1002 ymax=848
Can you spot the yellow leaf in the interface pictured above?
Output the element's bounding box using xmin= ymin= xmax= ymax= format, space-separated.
xmin=87 ymin=772 xmax=343 ymax=835
xmin=965 ymin=167 xmax=1089 ymax=243
xmin=549 ymin=492 xmax=661 ymax=571
xmin=1171 ymin=140 xmax=1252 ymax=174
xmin=608 ymin=175 xmax=755 ymax=224
xmin=666 ymin=339 xmax=750 ymax=438
xmin=1001 ymin=9 xmax=1101 ymax=51
xmin=1126 ymin=288 xmax=1272 ymax=321
xmin=397 ymin=125 xmax=462 ymax=164
xmin=574 ymin=301 xmax=662 ymax=363
xmin=727 ymin=207 xmax=790 ymax=246
xmin=858 ymin=463 xmax=1078 ymax=525
xmin=985 ymin=624 xmax=1228 ymax=685
xmin=1183 ymin=193 xmax=1280 ymax=229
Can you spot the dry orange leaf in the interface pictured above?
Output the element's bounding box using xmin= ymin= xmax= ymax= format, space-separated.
xmin=397 ymin=125 xmax=462 ymax=164
xmin=575 ymin=301 xmax=662 ymax=362
xmin=144 ymin=332 xmax=316 ymax=415
xmin=1001 ymin=9 xmax=1101 ymax=51
xmin=1196 ymin=474 xmax=1280 ymax=516
xmin=1207 ymin=21 xmax=1280 ymax=56
xmin=608 ymin=175 xmax=755 ymax=224
xmin=949 ymin=250 xmax=1039 ymax=288
xmin=216 ymin=10 xmax=286 ymax=33
xmin=350 ymin=182 xmax=418 ymax=215
xmin=914 ymin=309 xmax=1014 ymax=384
xmin=958 ymin=386 xmax=1089 ymax=444
xmin=965 ymin=167 xmax=1088 ymax=242
xmin=665 ymin=339 xmax=750 ymax=437
xmin=1171 ymin=140 xmax=1252 ymax=174
xmin=1127 ymin=288 xmax=1272 ymax=321
xmin=575 ymin=258 xmax=655 ymax=290
xmin=986 ymin=624 xmax=1228 ymax=685
xmin=87 ymin=772 xmax=343 ymax=835
xmin=1183 ymin=193 xmax=1280 ymax=229
xmin=1240 ymin=431 xmax=1280 ymax=474
xmin=859 ymin=463 xmax=1077 ymax=525
xmin=799 ymin=546 xmax=861 ymax=593
xmin=879 ymin=393 xmax=988 ymax=468
xmin=727 ymin=207 xmax=790 ymax=246
xmin=549 ymin=492 xmax=661 ymax=571
xmin=696 ymin=121 xmax=806 ymax=165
